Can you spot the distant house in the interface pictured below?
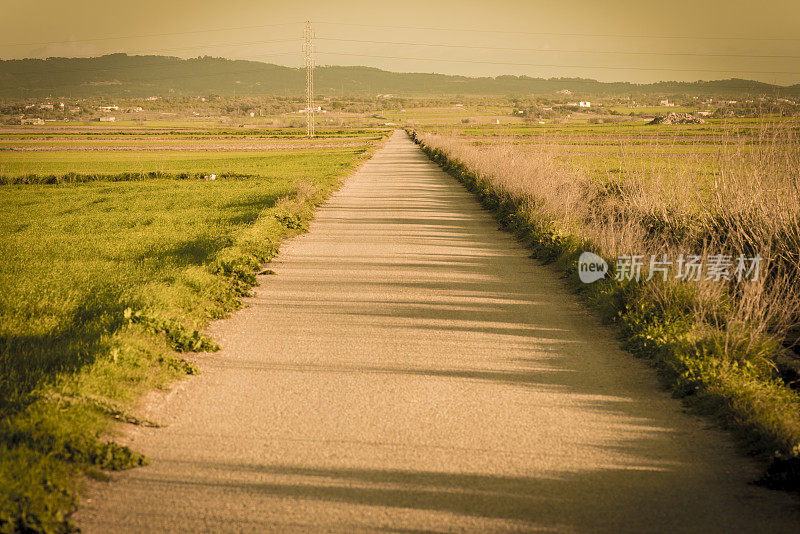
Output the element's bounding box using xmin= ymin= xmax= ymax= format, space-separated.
xmin=659 ymin=99 xmax=675 ymax=107
xmin=21 ymin=118 xmax=45 ymax=125
xmin=39 ymin=103 xmax=54 ymax=110
xmin=99 ymin=106 xmax=119 ymax=112
xmin=579 ymin=101 xmax=591 ymax=108
xmin=145 ymin=96 xmax=159 ymax=101
xmin=557 ymin=89 xmax=572 ymax=95
xmin=68 ymin=107 xmax=81 ymax=114
xmin=97 ymin=116 xmax=116 ymax=122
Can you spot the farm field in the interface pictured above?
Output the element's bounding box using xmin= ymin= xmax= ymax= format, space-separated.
xmin=0 ymin=123 xmax=387 ymax=139
xmin=0 ymin=138 xmax=376 ymax=150
xmin=0 ymin=124 xmax=388 ymax=181
xmin=417 ymin=118 xmax=800 ymax=178
xmin=0 ymin=148 xmax=370 ymax=178
xmin=0 ymin=124 xmax=384 ymax=531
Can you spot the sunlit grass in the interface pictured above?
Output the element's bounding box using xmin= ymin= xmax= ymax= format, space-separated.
xmin=0 ymin=140 xmax=378 ymax=532
xmin=0 ymin=147 xmax=366 ymax=177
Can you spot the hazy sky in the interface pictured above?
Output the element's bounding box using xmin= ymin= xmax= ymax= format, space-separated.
xmin=2 ymin=0 xmax=800 ymax=84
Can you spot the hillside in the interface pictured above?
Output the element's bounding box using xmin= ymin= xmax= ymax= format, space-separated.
xmin=1 ymin=53 xmax=798 ymax=98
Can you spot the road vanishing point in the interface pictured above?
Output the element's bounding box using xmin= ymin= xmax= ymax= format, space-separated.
xmin=76 ymin=132 xmax=800 ymax=533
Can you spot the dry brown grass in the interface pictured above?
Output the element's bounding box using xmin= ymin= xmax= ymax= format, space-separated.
xmin=419 ymin=122 xmax=800 ymax=360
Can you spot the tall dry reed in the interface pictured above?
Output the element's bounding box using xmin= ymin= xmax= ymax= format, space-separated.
xmin=420 ymin=122 xmax=800 ymax=358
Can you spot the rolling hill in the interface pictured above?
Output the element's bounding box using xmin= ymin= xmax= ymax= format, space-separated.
xmin=1 ymin=53 xmax=798 ymax=98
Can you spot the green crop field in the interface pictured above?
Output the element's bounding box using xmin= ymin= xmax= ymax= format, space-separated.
xmin=0 ymin=147 xmax=367 ymax=179
xmin=0 ymin=124 xmax=389 ymax=139
xmin=0 ymin=125 xmax=383 ymax=532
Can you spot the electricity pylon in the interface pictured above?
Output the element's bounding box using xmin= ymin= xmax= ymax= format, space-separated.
xmin=303 ymin=21 xmax=315 ymax=138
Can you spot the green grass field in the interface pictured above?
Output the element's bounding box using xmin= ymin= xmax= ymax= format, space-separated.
xmin=0 ymin=131 xmax=380 ymax=532
xmin=0 ymin=147 xmax=366 ymax=178
xmin=0 ymin=138 xmax=376 ymax=150
xmin=0 ymin=125 xmax=389 ymax=139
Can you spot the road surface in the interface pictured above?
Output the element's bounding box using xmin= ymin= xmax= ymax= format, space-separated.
xmin=76 ymin=131 xmax=800 ymax=533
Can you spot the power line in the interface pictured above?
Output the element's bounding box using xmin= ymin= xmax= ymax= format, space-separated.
xmin=1 ymin=38 xmax=302 ymax=66
xmin=316 ymin=51 xmax=800 ymax=76
xmin=317 ymin=37 xmax=800 ymax=60
xmin=6 ymin=19 xmax=798 ymax=52
xmin=315 ymin=21 xmax=800 ymax=42
xmin=6 ymin=43 xmax=796 ymax=82
xmin=2 ymin=20 xmax=798 ymax=94
xmin=1 ymin=22 xmax=304 ymax=47
xmin=2 ymin=52 xmax=301 ymax=79
xmin=6 ymin=54 xmax=305 ymax=92
xmin=120 ymin=38 xmax=302 ymax=57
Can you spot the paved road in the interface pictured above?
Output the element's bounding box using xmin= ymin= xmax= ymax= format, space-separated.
xmin=76 ymin=131 xmax=800 ymax=532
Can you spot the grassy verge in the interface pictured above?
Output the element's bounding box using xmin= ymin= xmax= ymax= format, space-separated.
xmin=0 ymin=143 xmax=380 ymax=533
xmin=409 ymin=129 xmax=800 ymax=489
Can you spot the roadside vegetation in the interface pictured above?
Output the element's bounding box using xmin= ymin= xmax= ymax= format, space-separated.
xmin=0 ymin=133 xmax=381 ymax=532
xmin=410 ymin=118 xmax=800 ymax=487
